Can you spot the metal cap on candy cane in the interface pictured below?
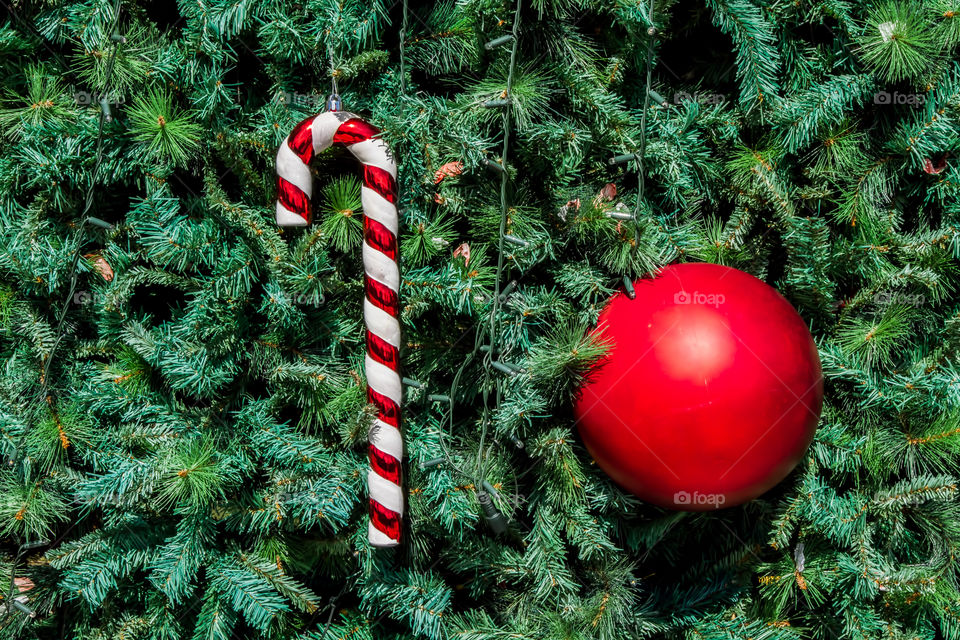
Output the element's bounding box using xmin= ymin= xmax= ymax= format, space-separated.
xmin=275 ymin=101 xmax=403 ymax=548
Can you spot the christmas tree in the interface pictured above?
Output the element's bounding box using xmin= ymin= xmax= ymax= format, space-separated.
xmin=1 ymin=0 xmax=959 ymax=637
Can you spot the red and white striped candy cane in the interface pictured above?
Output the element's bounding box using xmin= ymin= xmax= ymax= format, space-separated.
xmin=275 ymin=109 xmax=403 ymax=547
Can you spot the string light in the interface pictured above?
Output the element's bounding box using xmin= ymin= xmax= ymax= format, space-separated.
xmin=608 ymin=153 xmax=639 ymax=166
xmin=484 ymin=34 xmax=515 ymax=50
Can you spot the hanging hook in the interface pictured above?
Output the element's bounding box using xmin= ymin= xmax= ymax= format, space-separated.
xmin=326 ymin=43 xmax=341 ymax=111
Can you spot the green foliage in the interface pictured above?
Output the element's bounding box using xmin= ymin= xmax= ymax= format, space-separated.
xmin=128 ymin=86 xmax=203 ymax=167
xmin=155 ymin=442 xmax=233 ymax=510
xmin=705 ymin=0 xmax=781 ymax=109
xmin=319 ymin=176 xmax=363 ymax=253
xmin=0 ymin=474 xmax=69 ymax=540
xmin=525 ymin=320 xmax=609 ymax=402
xmin=0 ymin=65 xmax=71 ymax=137
xmin=0 ymin=0 xmax=958 ymax=638
xmin=858 ymin=2 xmax=937 ymax=84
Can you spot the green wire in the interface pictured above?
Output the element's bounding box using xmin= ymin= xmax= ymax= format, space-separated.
xmin=631 ymin=0 xmax=657 ymax=248
xmin=23 ymin=0 xmax=124 ymax=461
xmin=475 ymin=0 xmax=523 ymax=489
xmin=3 ymin=1 xmax=125 ymax=618
xmin=438 ymin=0 xmax=523 ymax=494
xmin=434 ymin=0 xmax=651 ymax=516
xmin=400 ymin=0 xmax=409 ymax=95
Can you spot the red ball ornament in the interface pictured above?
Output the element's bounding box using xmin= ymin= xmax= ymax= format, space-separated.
xmin=573 ymin=263 xmax=823 ymax=510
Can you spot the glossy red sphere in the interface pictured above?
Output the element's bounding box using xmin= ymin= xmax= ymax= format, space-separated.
xmin=573 ymin=263 xmax=823 ymax=510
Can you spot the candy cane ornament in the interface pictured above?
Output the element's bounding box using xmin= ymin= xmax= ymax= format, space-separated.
xmin=275 ymin=107 xmax=403 ymax=547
